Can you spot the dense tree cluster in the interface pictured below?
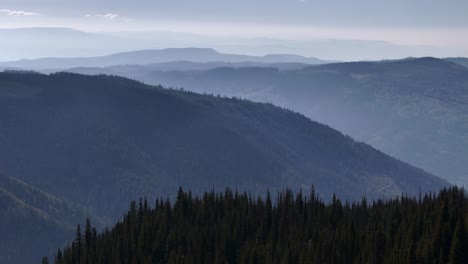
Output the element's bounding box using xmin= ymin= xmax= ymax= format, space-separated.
xmin=52 ymin=187 xmax=467 ymax=264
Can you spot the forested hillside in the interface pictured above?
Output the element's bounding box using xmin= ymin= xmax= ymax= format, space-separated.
xmin=0 ymin=174 xmax=93 ymax=264
xmin=88 ymin=57 xmax=468 ymax=186
xmin=0 ymin=71 xmax=447 ymax=213
xmin=0 ymin=71 xmax=448 ymax=263
xmin=53 ymin=187 xmax=468 ymax=264
xmin=445 ymin=57 xmax=468 ymax=69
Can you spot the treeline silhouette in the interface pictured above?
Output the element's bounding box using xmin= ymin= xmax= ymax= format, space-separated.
xmin=50 ymin=187 xmax=467 ymax=264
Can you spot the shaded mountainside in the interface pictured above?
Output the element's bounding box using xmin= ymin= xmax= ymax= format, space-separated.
xmin=0 ymin=72 xmax=448 ymax=263
xmin=54 ymin=187 xmax=468 ymax=264
xmin=90 ymin=57 xmax=468 ymax=186
xmin=0 ymin=174 xmax=94 ymax=264
xmin=0 ymin=72 xmax=447 ymax=212
xmin=445 ymin=57 xmax=468 ymax=69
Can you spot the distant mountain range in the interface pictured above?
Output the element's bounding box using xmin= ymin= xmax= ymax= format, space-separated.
xmin=1 ymin=27 xmax=465 ymax=62
xmin=0 ymin=28 xmax=128 ymax=61
xmin=0 ymin=71 xmax=448 ymax=263
xmin=58 ymin=57 xmax=468 ymax=186
xmin=0 ymin=48 xmax=329 ymax=70
xmin=1 ymin=45 xmax=466 ymax=72
xmin=57 ymin=61 xmax=310 ymax=78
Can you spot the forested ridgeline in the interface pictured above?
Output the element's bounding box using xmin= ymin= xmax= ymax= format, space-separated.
xmin=51 ymin=187 xmax=467 ymax=264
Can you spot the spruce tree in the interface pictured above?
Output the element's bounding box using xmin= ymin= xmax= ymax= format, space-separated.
xmin=448 ymin=219 xmax=465 ymax=264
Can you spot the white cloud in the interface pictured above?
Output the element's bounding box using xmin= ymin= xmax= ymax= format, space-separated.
xmin=0 ymin=9 xmax=39 ymax=16
xmin=99 ymin=13 xmax=119 ymax=20
xmin=85 ymin=13 xmax=132 ymax=22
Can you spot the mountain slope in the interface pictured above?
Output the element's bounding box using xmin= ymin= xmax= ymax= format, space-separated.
xmin=0 ymin=48 xmax=328 ymax=70
xmin=101 ymin=57 xmax=467 ymax=186
xmin=0 ymin=71 xmax=449 ymax=209
xmin=0 ymin=71 xmax=449 ymax=263
xmin=0 ymin=174 xmax=94 ymax=264
xmin=445 ymin=57 xmax=468 ymax=68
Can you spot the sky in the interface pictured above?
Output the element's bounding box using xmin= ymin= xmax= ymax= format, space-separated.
xmin=1 ymin=0 xmax=468 ymax=58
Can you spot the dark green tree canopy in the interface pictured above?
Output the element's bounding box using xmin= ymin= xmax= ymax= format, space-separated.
xmin=54 ymin=186 xmax=467 ymax=264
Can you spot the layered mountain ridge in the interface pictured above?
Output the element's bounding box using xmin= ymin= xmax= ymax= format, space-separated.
xmin=65 ymin=57 xmax=467 ymax=186
xmin=0 ymin=70 xmax=450 ymax=263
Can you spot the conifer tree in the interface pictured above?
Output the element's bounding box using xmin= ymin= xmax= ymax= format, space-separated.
xmin=52 ymin=186 xmax=467 ymax=264
xmin=448 ymin=219 xmax=465 ymax=264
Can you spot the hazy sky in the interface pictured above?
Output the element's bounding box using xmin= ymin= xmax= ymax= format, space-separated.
xmin=1 ymin=0 xmax=468 ymax=51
